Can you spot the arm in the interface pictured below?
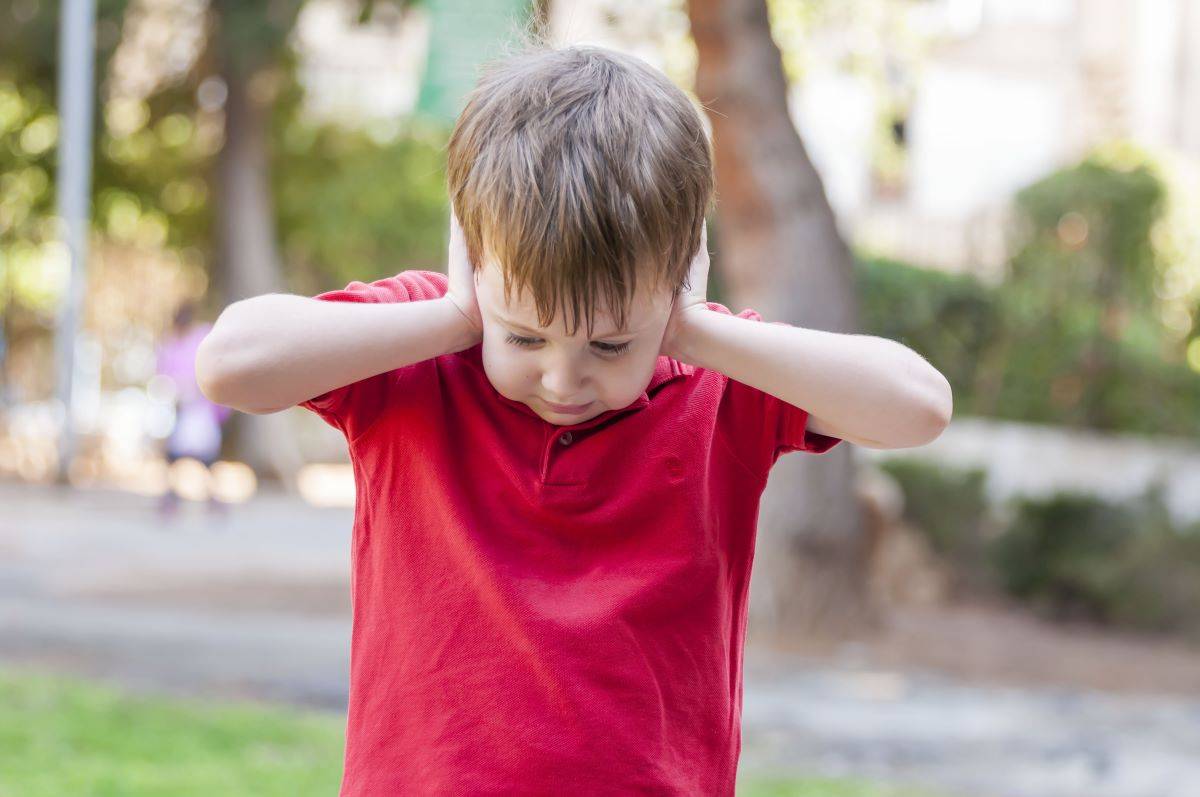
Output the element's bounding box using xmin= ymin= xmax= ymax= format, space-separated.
xmin=661 ymin=223 xmax=951 ymax=450
xmin=670 ymin=310 xmax=953 ymax=449
xmin=195 ymin=292 xmax=477 ymax=415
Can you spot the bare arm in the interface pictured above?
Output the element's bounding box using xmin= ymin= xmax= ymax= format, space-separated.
xmin=196 ymin=293 xmax=479 ymax=415
xmin=669 ymin=309 xmax=952 ymax=449
xmin=662 ymin=221 xmax=950 ymax=450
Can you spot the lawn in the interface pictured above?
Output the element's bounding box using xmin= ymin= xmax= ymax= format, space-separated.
xmin=0 ymin=664 xmax=942 ymax=796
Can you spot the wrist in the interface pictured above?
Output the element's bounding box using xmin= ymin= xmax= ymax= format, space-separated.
xmin=434 ymin=296 xmax=483 ymax=354
xmin=663 ymin=304 xmax=711 ymax=364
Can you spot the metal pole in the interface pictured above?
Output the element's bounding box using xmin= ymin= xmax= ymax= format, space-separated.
xmin=54 ymin=0 xmax=97 ymax=483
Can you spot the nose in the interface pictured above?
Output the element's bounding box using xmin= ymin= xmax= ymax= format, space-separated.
xmin=541 ymin=357 xmax=585 ymax=402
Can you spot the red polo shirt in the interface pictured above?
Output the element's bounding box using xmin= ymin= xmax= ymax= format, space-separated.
xmin=301 ymin=269 xmax=842 ymax=796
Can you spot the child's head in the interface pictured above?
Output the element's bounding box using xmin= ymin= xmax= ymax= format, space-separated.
xmin=447 ymin=43 xmax=714 ymax=424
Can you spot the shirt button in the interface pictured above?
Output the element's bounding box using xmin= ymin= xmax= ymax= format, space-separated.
xmin=558 ymin=431 xmax=574 ymax=446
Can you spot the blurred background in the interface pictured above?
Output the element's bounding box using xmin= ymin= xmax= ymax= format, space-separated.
xmin=3 ymin=1 xmax=1200 ymax=795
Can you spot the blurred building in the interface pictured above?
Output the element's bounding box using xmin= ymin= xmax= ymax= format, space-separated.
xmin=805 ymin=0 xmax=1200 ymax=278
xmin=292 ymin=0 xmax=1200 ymax=278
xmin=292 ymin=0 xmax=429 ymax=125
xmin=293 ymin=0 xmax=541 ymax=128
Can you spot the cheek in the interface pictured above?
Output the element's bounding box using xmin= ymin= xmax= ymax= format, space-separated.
xmin=601 ymin=350 xmax=659 ymax=403
xmin=480 ymin=336 xmax=535 ymax=390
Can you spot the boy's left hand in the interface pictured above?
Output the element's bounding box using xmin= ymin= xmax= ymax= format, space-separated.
xmin=661 ymin=220 xmax=711 ymax=359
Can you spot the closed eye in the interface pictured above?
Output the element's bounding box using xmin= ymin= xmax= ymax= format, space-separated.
xmin=505 ymin=333 xmax=632 ymax=356
xmin=592 ymin=340 xmax=632 ymax=355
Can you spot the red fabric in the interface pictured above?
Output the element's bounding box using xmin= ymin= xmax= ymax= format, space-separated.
xmin=301 ymin=269 xmax=842 ymax=796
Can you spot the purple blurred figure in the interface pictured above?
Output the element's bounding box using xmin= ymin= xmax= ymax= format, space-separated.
xmin=156 ymin=302 xmax=232 ymax=517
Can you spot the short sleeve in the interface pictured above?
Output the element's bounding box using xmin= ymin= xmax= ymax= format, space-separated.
xmin=299 ymin=269 xmax=448 ymax=441
xmin=711 ymin=303 xmax=843 ymax=476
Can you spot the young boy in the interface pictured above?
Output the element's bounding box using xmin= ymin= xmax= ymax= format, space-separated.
xmin=198 ymin=44 xmax=951 ymax=797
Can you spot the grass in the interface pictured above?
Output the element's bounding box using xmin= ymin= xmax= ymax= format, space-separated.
xmin=738 ymin=773 xmax=949 ymax=797
xmin=0 ymin=664 xmax=947 ymax=797
xmin=0 ymin=666 xmax=343 ymax=797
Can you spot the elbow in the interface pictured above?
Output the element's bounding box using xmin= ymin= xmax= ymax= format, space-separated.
xmin=915 ymin=375 xmax=953 ymax=445
xmin=196 ymin=339 xmax=283 ymax=415
xmin=194 ymin=301 xmax=264 ymax=411
xmin=194 ymin=327 xmax=235 ymax=407
xmin=932 ymin=373 xmax=954 ymax=427
xmin=882 ymin=370 xmax=952 ymax=450
xmin=195 ymin=301 xmax=297 ymax=415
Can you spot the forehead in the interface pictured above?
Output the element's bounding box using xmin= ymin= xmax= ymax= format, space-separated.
xmin=478 ymin=259 xmax=668 ymax=336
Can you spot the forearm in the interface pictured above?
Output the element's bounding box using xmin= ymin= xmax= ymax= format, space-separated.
xmin=196 ymin=293 xmax=477 ymax=413
xmin=671 ymin=309 xmax=952 ymax=448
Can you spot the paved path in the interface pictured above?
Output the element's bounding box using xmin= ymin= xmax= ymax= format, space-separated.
xmin=740 ymin=660 xmax=1200 ymax=797
xmin=3 ymin=481 xmax=1199 ymax=797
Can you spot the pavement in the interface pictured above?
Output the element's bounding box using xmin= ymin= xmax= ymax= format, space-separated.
xmin=2 ymin=480 xmax=1199 ymax=797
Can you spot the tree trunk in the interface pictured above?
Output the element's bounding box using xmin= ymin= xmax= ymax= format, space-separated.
xmin=687 ymin=0 xmax=876 ymax=641
xmin=212 ymin=17 xmax=304 ymax=490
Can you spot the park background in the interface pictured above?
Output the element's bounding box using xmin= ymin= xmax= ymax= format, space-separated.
xmin=3 ymin=0 xmax=1200 ymax=795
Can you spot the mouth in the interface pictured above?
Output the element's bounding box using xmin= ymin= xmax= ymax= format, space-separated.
xmin=542 ymin=399 xmax=594 ymax=415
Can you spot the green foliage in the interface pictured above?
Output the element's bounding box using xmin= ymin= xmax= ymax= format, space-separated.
xmin=990 ymin=147 xmax=1181 ymax=429
xmin=211 ymin=0 xmax=306 ymax=76
xmin=993 ymin=486 xmax=1200 ymax=638
xmin=882 ymin=458 xmax=1200 ymax=640
xmin=990 ymin=491 xmax=1141 ymax=621
xmin=0 ymin=80 xmax=62 ymax=315
xmin=0 ymin=1 xmax=130 ymax=87
xmin=855 ymin=148 xmax=1200 ymax=439
xmin=876 ymin=458 xmax=993 ymax=584
xmin=1 ymin=0 xmax=210 ymax=315
xmin=0 ymin=1 xmax=128 ymax=318
xmin=1106 ymin=509 xmax=1200 ymax=635
xmin=1 ymin=3 xmax=453 ymax=312
xmin=855 ymin=255 xmax=1000 ymax=404
xmin=273 ymin=116 xmax=451 ymax=295
xmin=265 ymin=49 xmax=452 ymax=294
xmin=1010 ymin=149 xmax=1164 ymax=324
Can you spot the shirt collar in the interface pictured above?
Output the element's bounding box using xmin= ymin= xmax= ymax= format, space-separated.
xmin=453 ymin=343 xmax=692 ymax=429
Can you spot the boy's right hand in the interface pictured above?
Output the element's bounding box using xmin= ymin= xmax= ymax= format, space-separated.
xmin=445 ymin=209 xmax=484 ymax=337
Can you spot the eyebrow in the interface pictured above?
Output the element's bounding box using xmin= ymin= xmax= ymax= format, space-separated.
xmin=500 ymin=316 xmax=638 ymax=340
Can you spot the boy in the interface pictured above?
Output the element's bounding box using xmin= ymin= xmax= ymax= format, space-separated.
xmin=197 ymin=44 xmax=951 ymax=796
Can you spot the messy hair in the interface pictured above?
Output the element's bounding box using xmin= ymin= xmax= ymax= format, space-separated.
xmin=446 ymin=40 xmax=715 ymax=336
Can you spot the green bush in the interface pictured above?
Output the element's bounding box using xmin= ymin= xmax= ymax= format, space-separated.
xmin=992 ymin=483 xmax=1200 ymax=638
xmin=854 ymin=254 xmax=1200 ymax=439
xmin=1106 ymin=510 xmax=1200 ymax=637
xmin=879 ymin=460 xmax=1200 ymax=640
xmin=856 ymin=147 xmax=1200 ymax=441
xmin=855 ymin=255 xmax=1000 ymax=407
xmin=876 ymin=457 xmax=994 ymax=586
xmin=989 ymin=491 xmax=1142 ymax=622
xmin=272 ymin=117 xmax=452 ymax=295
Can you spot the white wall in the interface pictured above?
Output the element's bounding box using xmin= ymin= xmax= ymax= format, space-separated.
xmin=1129 ymin=0 xmax=1183 ymax=148
xmin=292 ymin=0 xmax=429 ymax=125
xmin=908 ymin=67 xmax=1065 ymax=218
xmin=790 ymin=72 xmax=876 ymax=216
xmin=866 ymin=417 xmax=1200 ymax=527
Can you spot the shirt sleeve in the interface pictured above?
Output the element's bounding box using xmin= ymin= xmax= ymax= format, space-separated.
xmin=710 ymin=303 xmax=843 ymax=476
xmin=299 ymin=269 xmax=448 ymax=441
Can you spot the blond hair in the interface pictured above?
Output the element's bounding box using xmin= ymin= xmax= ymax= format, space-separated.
xmin=446 ymin=43 xmax=714 ymax=336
